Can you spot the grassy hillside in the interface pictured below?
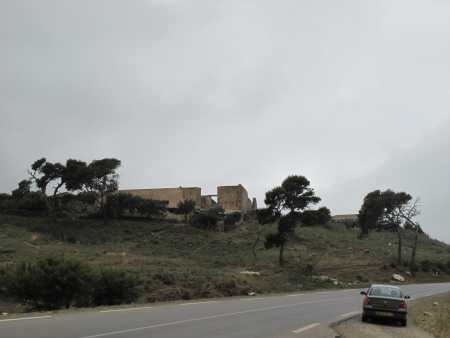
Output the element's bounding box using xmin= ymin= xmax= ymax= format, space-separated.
xmin=1 ymin=213 xmax=450 ymax=313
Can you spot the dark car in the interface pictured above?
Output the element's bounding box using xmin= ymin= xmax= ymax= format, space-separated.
xmin=360 ymin=284 xmax=410 ymax=326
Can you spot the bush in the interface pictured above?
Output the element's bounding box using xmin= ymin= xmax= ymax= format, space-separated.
xmin=0 ymin=194 xmax=11 ymax=212
xmin=4 ymin=257 xmax=140 ymax=310
xmin=191 ymin=212 xmax=219 ymax=230
xmin=0 ymin=192 xmax=48 ymax=216
xmin=137 ymin=199 xmax=167 ymax=219
xmin=420 ymin=259 xmax=433 ymax=272
xmin=190 ymin=208 xmax=223 ymax=230
xmin=436 ymin=262 xmax=447 ymax=274
xmin=224 ymin=212 xmax=241 ymax=226
xmin=105 ymin=193 xmax=141 ymax=218
xmin=91 ymin=269 xmax=140 ymax=306
xmin=76 ymin=191 xmax=98 ymax=205
xmin=6 ymin=257 xmax=91 ymax=309
xmin=104 ymin=194 xmax=167 ymax=219
xmin=301 ymin=207 xmax=331 ymax=226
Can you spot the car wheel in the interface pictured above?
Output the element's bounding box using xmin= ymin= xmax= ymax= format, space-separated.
xmin=401 ymin=319 xmax=407 ymax=327
xmin=362 ymin=314 xmax=368 ymax=322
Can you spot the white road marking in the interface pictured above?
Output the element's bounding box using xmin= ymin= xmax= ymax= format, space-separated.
xmin=180 ymin=301 xmax=218 ymax=306
xmin=286 ymin=293 xmax=305 ymax=297
xmin=0 ymin=315 xmax=52 ymax=323
xmin=100 ymin=306 xmax=153 ymax=313
xmin=340 ymin=311 xmax=360 ymax=317
xmin=77 ymin=297 xmax=348 ymax=338
xmin=242 ymin=297 xmax=266 ymax=301
xmin=292 ymin=322 xmax=320 ymax=334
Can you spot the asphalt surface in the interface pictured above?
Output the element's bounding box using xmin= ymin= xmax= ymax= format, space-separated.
xmin=1 ymin=283 xmax=450 ymax=338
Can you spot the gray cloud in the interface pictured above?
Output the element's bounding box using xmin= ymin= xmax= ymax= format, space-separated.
xmin=1 ymin=0 xmax=449 ymax=240
xmin=324 ymin=117 xmax=450 ymax=243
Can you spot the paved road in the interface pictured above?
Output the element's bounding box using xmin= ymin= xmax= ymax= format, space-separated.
xmin=1 ymin=283 xmax=450 ymax=338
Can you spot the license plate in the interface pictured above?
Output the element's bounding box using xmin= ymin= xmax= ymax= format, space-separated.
xmin=375 ymin=311 xmax=394 ymax=317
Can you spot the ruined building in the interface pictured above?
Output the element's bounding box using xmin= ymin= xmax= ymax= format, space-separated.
xmin=120 ymin=187 xmax=201 ymax=209
xmin=217 ymin=184 xmax=254 ymax=212
xmin=120 ymin=184 xmax=256 ymax=213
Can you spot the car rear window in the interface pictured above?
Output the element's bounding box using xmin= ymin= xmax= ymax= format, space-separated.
xmin=369 ymin=286 xmax=402 ymax=298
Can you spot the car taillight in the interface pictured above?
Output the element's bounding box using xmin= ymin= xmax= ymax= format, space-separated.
xmin=399 ymin=301 xmax=407 ymax=309
xmin=363 ymin=296 xmax=370 ymax=305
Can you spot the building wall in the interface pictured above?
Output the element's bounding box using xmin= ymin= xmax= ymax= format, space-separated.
xmin=217 ymin=184 xmax=253 ymax=212
xmin=120 ymin=187 xmax=201 ymax=209
xmin=201 ymin=196 xmax=217 ymax=209
xmin=332 ymin=214 xmax=358 ymax=222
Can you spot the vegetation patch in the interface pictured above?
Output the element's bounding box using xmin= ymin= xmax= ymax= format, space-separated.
xmin=410 ymin=292 xmax=450 ymax=338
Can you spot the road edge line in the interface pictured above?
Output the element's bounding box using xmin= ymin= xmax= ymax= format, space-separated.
xmin=292 ymin=322 xmax=320 ymax=334
xmin=0 ymin=315 xmax=52 ymax=323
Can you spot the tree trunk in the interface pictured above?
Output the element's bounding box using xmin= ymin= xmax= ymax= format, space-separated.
xmin=410 ymin=229 xmax=419 ymax=270
xmin=359 ymin=223 xmax=369 ymax=238
xmin=397 ymin=230 xmax=403 ymax=266
xmin=52 ymin=182 xmax=64 ymax=210
xmin=251 ymin=226 xmax=262 ymax=266
xmin=279 ymin=242 xmax=285 ymax=266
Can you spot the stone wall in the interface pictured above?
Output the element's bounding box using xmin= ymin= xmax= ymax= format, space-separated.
xmin=120 ymin=187 xmax=201 ymax=209
xmin=201 ymin=195 xmax=217 ymax=209
xmin=217 ymin=184 xmax=253 ymax=213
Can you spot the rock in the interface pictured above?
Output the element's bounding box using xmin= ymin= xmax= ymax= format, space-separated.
xmin=1 ymin=312 xmax=7 ymax=316
xmin=247 ymin=292 xmax=256 ymax=296
xmin=433 ymin=302 xmax=439 ymax=306
xmin=423 ymin=311 xmax=433 ymax=317
xmin=405 ymin=271 xmax=412 ymax=276
xmin=392 ymin=273 xmax=405 ymax=282
xmin=364 ymin=249 xmax=370 ymax=254
xmin=240 ymin=271 xmax=260 ymax=276
xmin=333 ymin=280 xmax=339 ymax=286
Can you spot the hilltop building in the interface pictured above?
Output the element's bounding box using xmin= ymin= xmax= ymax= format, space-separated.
xmin=119 ymin=184 xmax=256 ymax=213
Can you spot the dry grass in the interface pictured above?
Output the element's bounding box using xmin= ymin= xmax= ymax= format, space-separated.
xmin=411 ymin=292 xmax=450 ymax=338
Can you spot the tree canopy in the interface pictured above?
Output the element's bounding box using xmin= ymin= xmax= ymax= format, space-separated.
xmin=263 ymin=175 xmax=322 ymax=266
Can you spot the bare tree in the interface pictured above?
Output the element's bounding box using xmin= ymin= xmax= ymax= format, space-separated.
xmin=398 ymin=198 xmax=421 ymax=270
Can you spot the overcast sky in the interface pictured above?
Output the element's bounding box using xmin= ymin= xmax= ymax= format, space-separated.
xmin=1 ymin=0 xmax=449 ymax=242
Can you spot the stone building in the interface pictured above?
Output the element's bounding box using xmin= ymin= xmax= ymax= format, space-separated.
xmin=332 ymin=214 xmax=358 ymax=222
xmin=119 ymin=187 xmax=201 ymax=209
xmin=120 ymin=184 xmax=257 ymax=213
xmin=217 ymin=184 xmax=253 ymax=213
xmin=200 ymin=195 xmax=217 ymax=209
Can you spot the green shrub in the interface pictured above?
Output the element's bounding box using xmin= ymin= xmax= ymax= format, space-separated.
xmin=91 ymin=269 xmax=140 ymax=306
xmin=104 ymin=194 xmax=167 ymax=219
xmin=191 ymin=208 xmax=223 ymax=230
xmin=4 ymin=257 xmax=140 ymax=310
xmin=0 ymin=192 xmax=48 ymax=216
xmin=137 ymin=199 xmax=167 ymax=219
xmin=6 ymin=257 xmax=91 ymax=310
xmin=224 ymin=212 xmax=241 ymax=226
xmin=420 ymin=259 xmax=433 ymax=272
xmin=105 ymin=193 xmax=140 ymax=218
xmin=191 ymin=213 xmax=218 ymax=230
xmin=154 ymin=271 xmax=177 ymax=286
xmin=301 ymin=207 xmax=331 ymax=226
xmin=436 ymin=262 xmax=447 ymax=273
